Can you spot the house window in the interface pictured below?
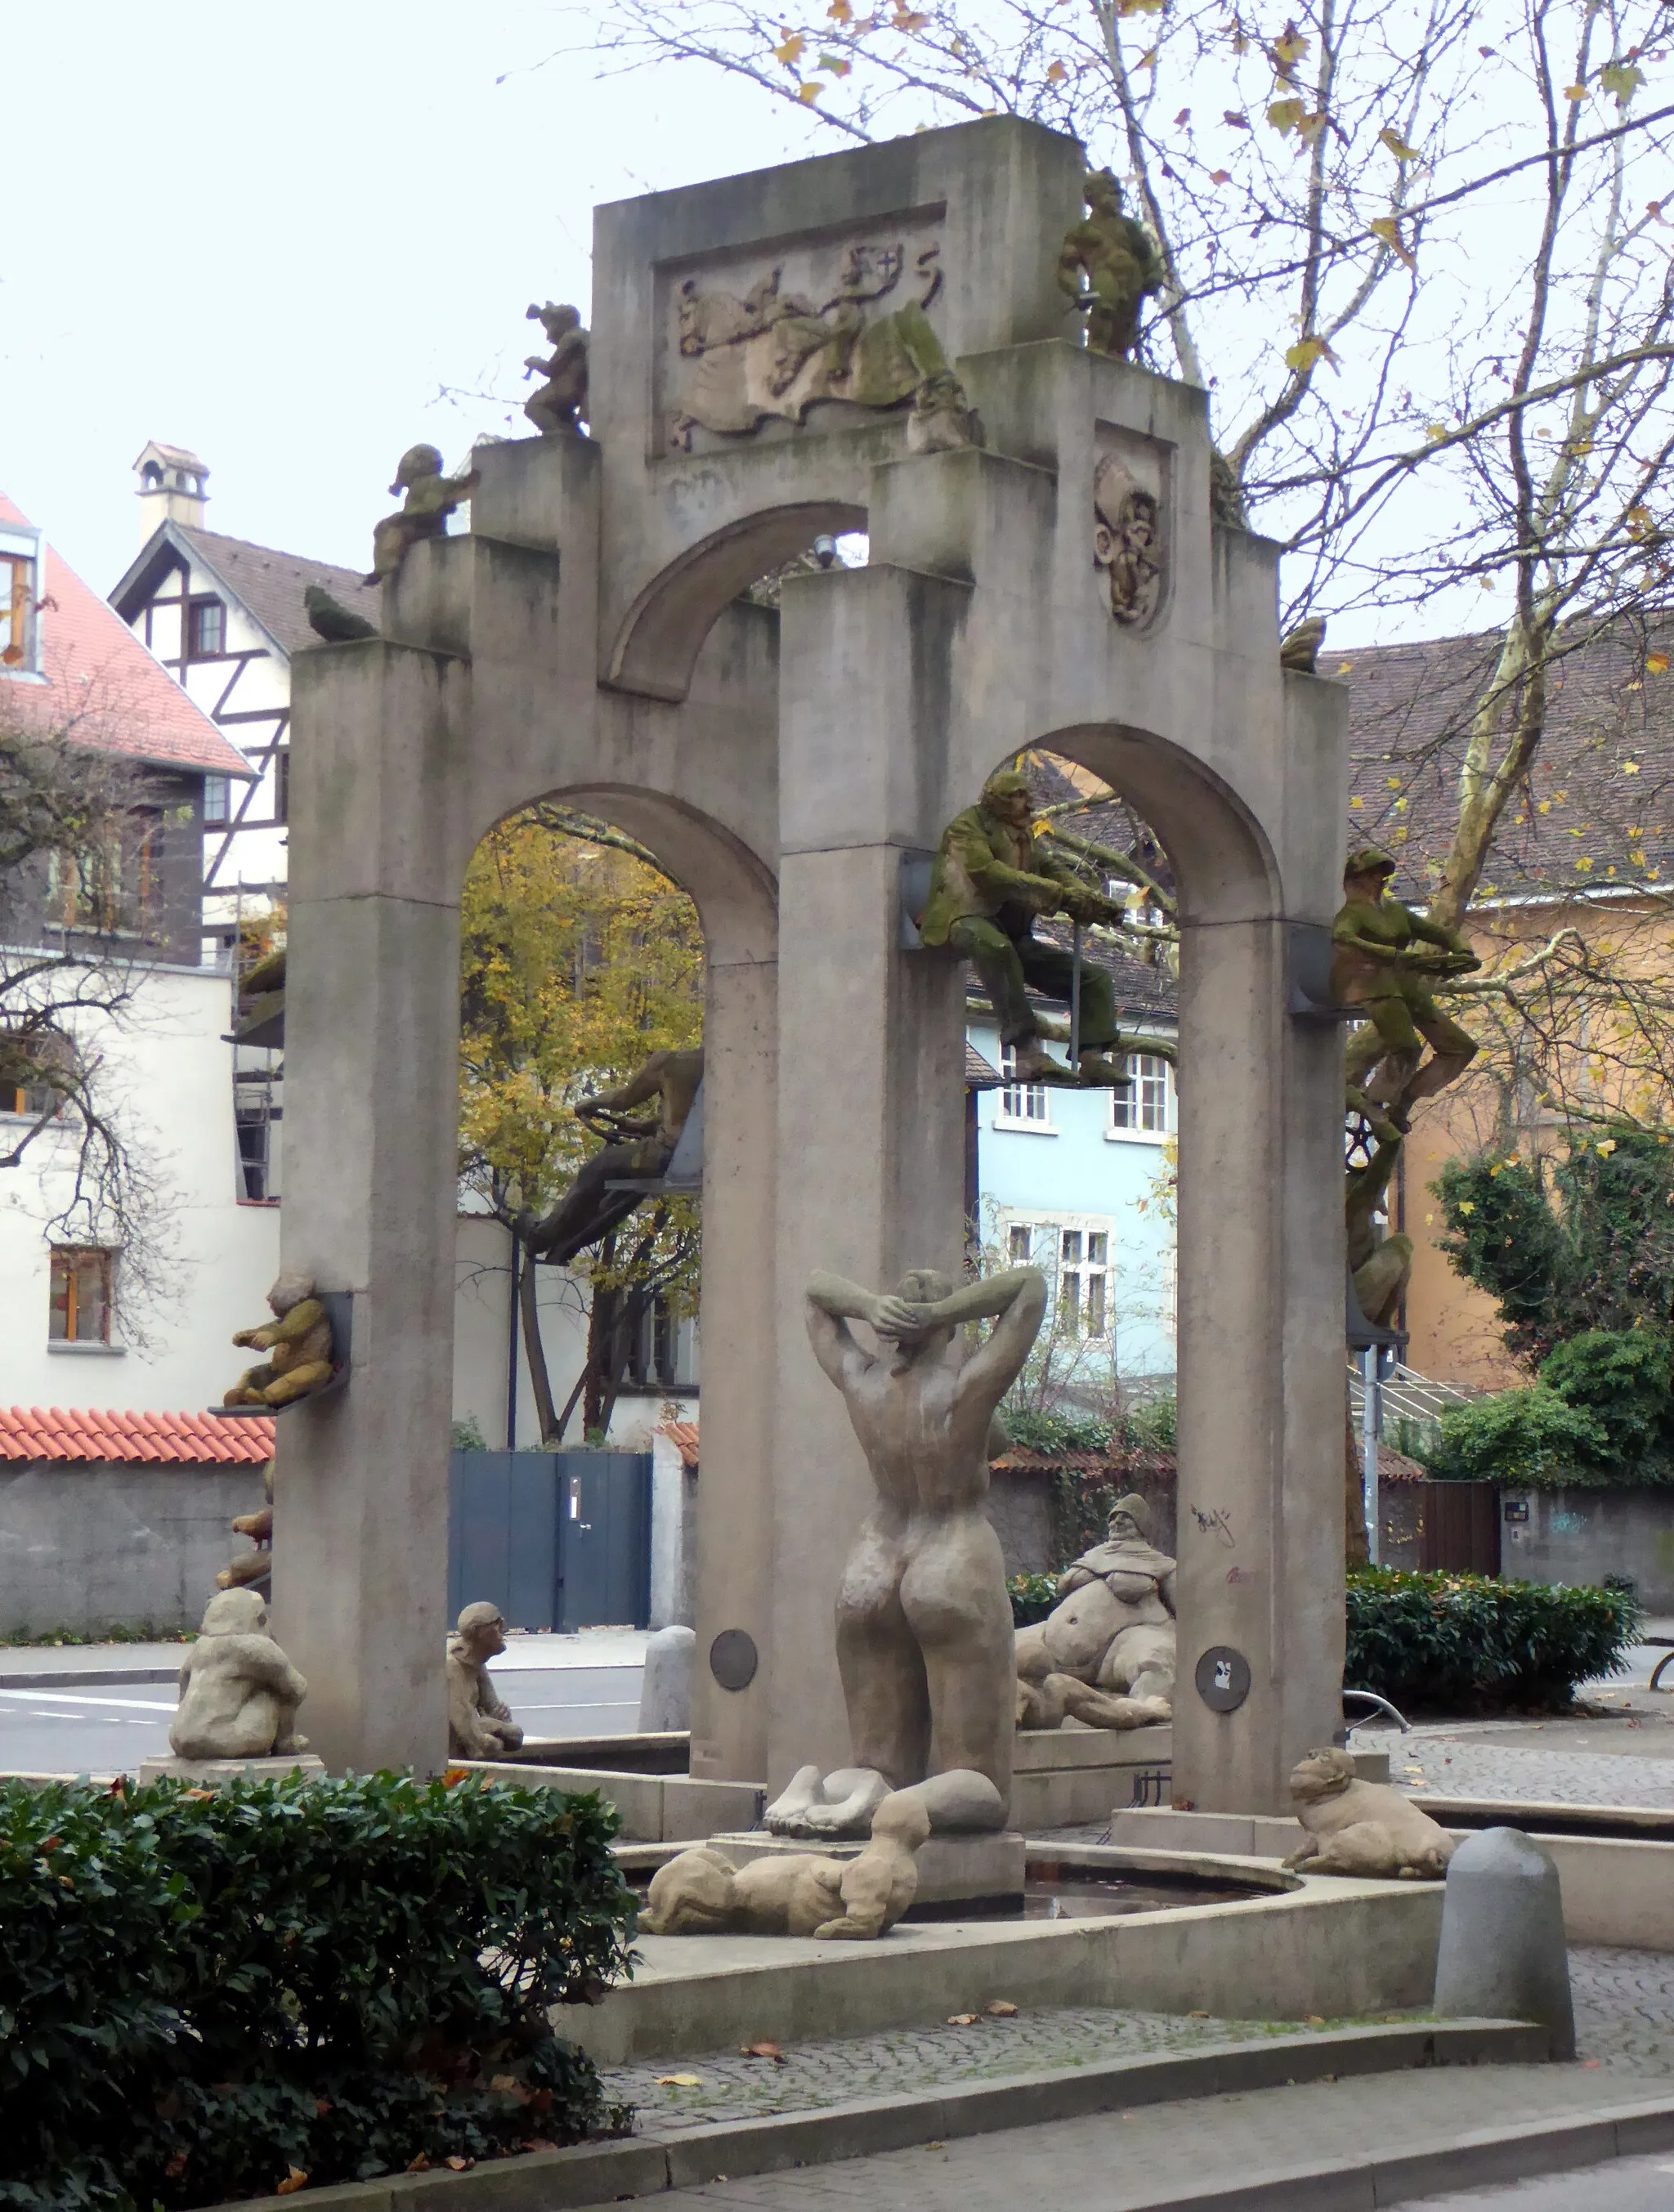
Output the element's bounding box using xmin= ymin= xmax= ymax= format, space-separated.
xmin=187 ymin=598 xmax=225 ymax=657
xmin=1007 ymin=1223 xmax=1032 ymax=1264
xmin=1109 ymin=1053 xmax=1175 ymax=1138
xmin=1058 ymin=1228 xmax=1110 ymax=1339
xmin=273 ymin=748 xmax=290 ymax=824
xmin=204 ymin=776 xmax=229 ymax=825
xmin=996 ymin=1044 xmax=1054 ymax=1130
xmin=49 ymin=1247 xmax=114 ymax=1343
xmin=1 ymin=553 xmax=34 ymax=670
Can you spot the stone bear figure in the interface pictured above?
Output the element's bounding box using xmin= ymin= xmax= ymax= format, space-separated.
xmin=226 ymin=1272 xmax=334 ymax=1408
xmin=1284 ymin=1747 xmax=1456 ymax=1880
xmin=642 ymin=1789 xmax=931 ymax=1941
xmin=168 ymin=1589 xmax=309 ymax=1761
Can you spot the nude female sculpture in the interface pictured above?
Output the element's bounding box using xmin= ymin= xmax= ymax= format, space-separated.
xmin=765 ymin=1263 xmax=1046 ymax=1838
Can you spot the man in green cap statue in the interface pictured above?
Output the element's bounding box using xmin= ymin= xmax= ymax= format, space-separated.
xmin=918 ymin=769 xmax=1130 ymax=1083
xmin=1331 ymin=846 xmax=1479 ymax=1127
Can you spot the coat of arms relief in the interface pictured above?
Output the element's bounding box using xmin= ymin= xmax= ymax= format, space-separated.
xmin=664 ymin=224 xmax=981 ymax=454
xmin=1093 ymin=436 xmax=1170 ymax=631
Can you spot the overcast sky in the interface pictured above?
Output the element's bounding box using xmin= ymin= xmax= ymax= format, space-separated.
xmin=3 ymin=3 xmax=803 ymax=593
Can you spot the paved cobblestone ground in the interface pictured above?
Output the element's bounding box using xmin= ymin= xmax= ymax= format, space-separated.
xmin=605 ymin=2008 xmax=1360 ymax=2136
xmin=1358 ymin=1718 xmax=1674 ymax=1808
xmin=603 ymin=1946 xmax=1674 ymax=2135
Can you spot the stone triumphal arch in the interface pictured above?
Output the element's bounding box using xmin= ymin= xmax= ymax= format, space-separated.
xmin=275 ymin=116 xmax=1348 ymax=1816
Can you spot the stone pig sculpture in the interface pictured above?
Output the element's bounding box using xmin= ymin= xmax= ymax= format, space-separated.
xmin=642 ymin=1789 xmax=931 ymax=1940
xmin=1284 ymin=1746 xmax=1455 ymax=1880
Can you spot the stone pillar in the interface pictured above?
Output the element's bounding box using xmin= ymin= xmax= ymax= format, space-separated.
xmin=1169 ymin=913 xmax=1347 ymax=1814
xmin=759 ymin=563 xmax=969 ymax=1792
xmin=272 ymin=641 xmax=468 ymax=1775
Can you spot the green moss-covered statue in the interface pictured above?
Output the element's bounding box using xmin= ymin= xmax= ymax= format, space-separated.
xmin=918 ymin=769 xmax=1130 ymax=1084
xmin=365 ymin=444 xmax=481 ymax=584
xmin=1057 ymin=169 xmax=1164 ymax=359
xmin=1331 ymin=847 xmax=1479 ymax=1129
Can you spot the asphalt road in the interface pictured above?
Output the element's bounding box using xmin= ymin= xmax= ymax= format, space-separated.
xmin=0 ymin=1663 xmax=643 ymax=1779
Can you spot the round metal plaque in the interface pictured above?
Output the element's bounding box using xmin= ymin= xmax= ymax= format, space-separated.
xmin=1194 ymin=1645 xmax=1251 ymax=1713
xmin=709 ymin=1628 xmax=759 ymax=1692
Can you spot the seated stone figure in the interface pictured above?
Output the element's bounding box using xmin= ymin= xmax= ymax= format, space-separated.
xmin=446 ymin=1602 xmax=525 ymax=1761
xmin=225 ymin=1272 xmax=334 ymax=1408
xmin=642 ymin=1789 xmax=930 ymax=1941
xmin=1285 ymin=1747 xmax=1455 ymax=1880
xmin=169 ymin=1589 xmax=308 ymax=1761
xmin=1014 ymin=1494 xmax=1175 ymax=1730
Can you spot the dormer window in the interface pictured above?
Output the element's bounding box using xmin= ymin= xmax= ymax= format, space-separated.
xmin=0 ymin=526 xmax=42 ymax=677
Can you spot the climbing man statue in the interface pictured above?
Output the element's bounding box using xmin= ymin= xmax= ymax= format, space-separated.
xmin=917 ymin=768 xmax=1130 ymax=1085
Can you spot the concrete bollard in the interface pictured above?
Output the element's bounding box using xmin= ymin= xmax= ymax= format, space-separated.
xmin=637 ymin=1623 xmax=696 ymax=1733
xmin=1432 ymin=1826 xmax=1574 ymax=2059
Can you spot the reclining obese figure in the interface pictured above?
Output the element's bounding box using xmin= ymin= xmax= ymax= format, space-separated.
xmin=917 ymin=768 xmax=1134 ymax=1086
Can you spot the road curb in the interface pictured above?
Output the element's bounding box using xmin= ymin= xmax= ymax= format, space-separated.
xmin=0 ymin=1668 xmax=177 ymax=1688
xmin=203 ymin=2017 xmax=1552 ymax=2212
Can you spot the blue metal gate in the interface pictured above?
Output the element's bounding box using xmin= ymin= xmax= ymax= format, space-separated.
xmin=447 ymin=1449 xmax=651 ymax=1632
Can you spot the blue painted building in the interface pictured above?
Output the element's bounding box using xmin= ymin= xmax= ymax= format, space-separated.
xmin=967 ymin=932 xmax=1178 ymax=1390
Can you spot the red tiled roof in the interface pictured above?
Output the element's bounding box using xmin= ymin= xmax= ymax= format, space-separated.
xmin=0 ymin=1406 xmax=274 ymax=1464
xmin=991 ymin=1448 xmax=1146 ymax=1473
xmin=660 ymin=1421 xmax=700 ymax=1469
xmin=0 ymin=495 xmax=249 ymax=779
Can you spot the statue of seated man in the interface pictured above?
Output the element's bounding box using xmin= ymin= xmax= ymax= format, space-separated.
xmin=765 ymin=1262 xmax=1047 ymax=1838
xmin=1014 ymin=1494 xmax=1175 ymax=1730
xmin=917 ymin=769 xmax=1132 ymax=1086
xmin=446 ymin=1602 xmax=525 ymax=1762
xmin=169 ymin=1589 xmax=309 ymax=1761
xmin=519 ymin=1046 xmax=704 ymax=1269
xmin=1332 ymin=846 xmax=1479 ymax=1131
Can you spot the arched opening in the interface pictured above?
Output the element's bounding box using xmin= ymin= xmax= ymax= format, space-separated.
xmin=607 ymin=499 xmax=866 ymax=702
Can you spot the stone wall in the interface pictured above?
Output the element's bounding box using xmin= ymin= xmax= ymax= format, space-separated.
xmin=987 ymin=1463 xmax=1179 ymax=1576
xmin=1500 ymin=1485 xmax=1674 ymax=1611
xmin=0 ymin=1462 xmax=264 ymax=1636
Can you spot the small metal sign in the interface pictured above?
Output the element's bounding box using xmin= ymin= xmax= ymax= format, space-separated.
xmin=1194 ymin=1645 xmax=1251 ymax=1713
xmin=1503 ymin=1497 xmax=1530 ymax=1524
xmin=709 ymin=1628 xmax=759 ymax=1692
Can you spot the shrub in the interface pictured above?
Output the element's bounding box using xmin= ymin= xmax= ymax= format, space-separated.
xmin=1345 ymin=1569 xmax=1640 ymax=1712
xmin=1426 ymin=1385 xmax=1606 ymax=1485
xmin=1537 ymin=1328 xmax=1673 ymax=1466
xmin=1008 ymin=1571 xmax=1059 ymax=1627
xmin=0 ymin=1770 xmax=637 ymax=2212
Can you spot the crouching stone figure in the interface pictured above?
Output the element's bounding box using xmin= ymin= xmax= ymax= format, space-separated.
xmin=169 ymin=1589 xmax=308 ymax=1760
xmin=446 ymin=1602 xmax=525 ymax=1761
xmin=1285 ymin=1747 xmax=1455 ymax=1879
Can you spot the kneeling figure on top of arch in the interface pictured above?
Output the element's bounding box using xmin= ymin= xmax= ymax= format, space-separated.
xmin=1014 ymin=1495 xmax=1176 ymax=1731
xmin=763 ymin=1261 xmax=1048 ymax=1840
xmin=917 ymin=768 xmax=1166 ymax=1089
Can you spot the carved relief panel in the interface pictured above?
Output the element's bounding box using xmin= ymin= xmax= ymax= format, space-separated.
xmin=658 ymin=209 xmax=952 ymax=452
xmin=1093 ymin=429 xmax=1173 ymax=632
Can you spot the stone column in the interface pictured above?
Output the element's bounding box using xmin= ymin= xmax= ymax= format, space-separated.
xmin=1169 ymin=913 xmax=1347 ymax=1813
xmin=272 ymin=642 xmax=468 ymax=1775
xmin=759 ymin=563 xmax=969 ymax=1792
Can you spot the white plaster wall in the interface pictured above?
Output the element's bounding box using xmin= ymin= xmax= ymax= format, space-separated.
xmin=0 ymin=960 xmax=281 ymax=1411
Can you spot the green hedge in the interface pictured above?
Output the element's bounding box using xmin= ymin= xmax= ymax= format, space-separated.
xmin=1008 ymin=1571 xmax=1059 ymax=1628
xmin=1345 ymin=1569 xmax=1640 ymax=1712
xmin=0 ymin=1771 xmax=637 ymax=2212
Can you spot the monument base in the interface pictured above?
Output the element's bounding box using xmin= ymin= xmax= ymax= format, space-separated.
xmin=706 ymin=1828 xmax=1027 ymax=1915
xmin=139 ymin=1753 xmax=326 ymax=1787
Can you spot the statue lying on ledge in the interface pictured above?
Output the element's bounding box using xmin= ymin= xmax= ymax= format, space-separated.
xmin=1285 ymin=1748 xmax=1455 ymax=1879
xmin=643 ymin=1789 xmax=931 ymax=1940
xmin=918 ymin=768 xmax=1135 ymax=1087
xmin=225 ymin=1273 xmax=334 ymax=1408
xmin=1332 ymin=846 xmax=1479 ymax=1132
xmin=168 ymin=1590 xmax=308 ymax=1762
xmin=446 ymin=1602 xmax=526 ymax=1762
xmin=1014 ymin=1495 xmax=1175 ymax=1730
xmin=518 ymin=1046 xmax=704 ymax=1269
xmin=764 ymin=1262 xmax=1048 ymax=1839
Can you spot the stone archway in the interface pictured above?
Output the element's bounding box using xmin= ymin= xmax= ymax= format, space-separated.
xmin=279 ymin=113 xmax=1346 ymax=1813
